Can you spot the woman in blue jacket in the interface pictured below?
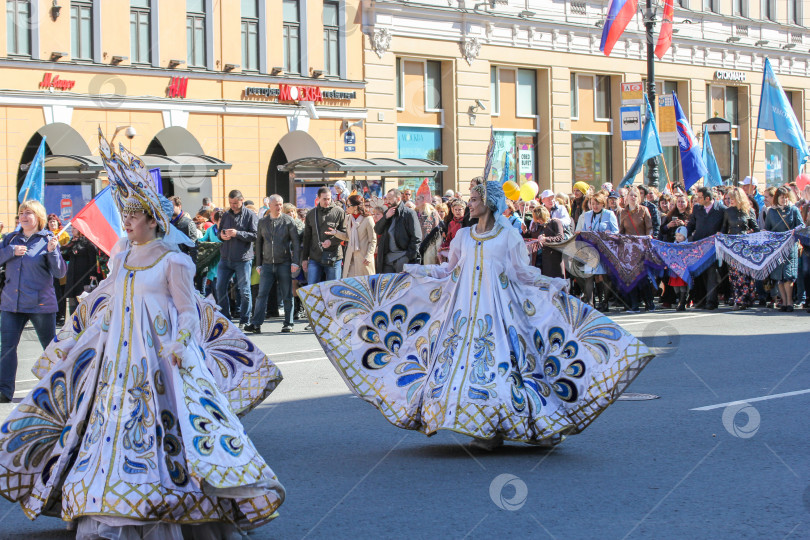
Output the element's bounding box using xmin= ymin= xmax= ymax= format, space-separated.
xmin=0 ymin=200 xmax=66 ymax=402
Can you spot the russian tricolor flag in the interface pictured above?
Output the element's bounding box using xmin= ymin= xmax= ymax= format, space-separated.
xmin=600 ymin=0 xmax=638 ymax=57
xmin=71 ymin=186 xmax=124 ymax=256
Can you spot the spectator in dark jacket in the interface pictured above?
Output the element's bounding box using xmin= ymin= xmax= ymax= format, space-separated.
xmin=246 ymin=195 xmax=300 ymax=334
xmin=375 ymin=188 xmax=422 ymax=272
xmin=302 ymin=186 xmax=347 ymax=284
xmin=169 ymin=195 xmax=198 ymax=262
xmin=687 ymin=187 xmax=726 ymax=309
xmin=216 ymin=189 xmax=258 ymax=328
xmin=0 ymin=201 xmax=66 ymax=403
xmin=61 ymin=230 xmax=101 ymax=315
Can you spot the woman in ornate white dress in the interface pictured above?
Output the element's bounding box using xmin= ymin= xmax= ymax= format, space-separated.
xmin=299 ymin=181 xmax=654 ymax=450
xmin=0 ymin=131 xmax=284 ymax=538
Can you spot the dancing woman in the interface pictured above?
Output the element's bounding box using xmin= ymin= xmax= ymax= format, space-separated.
xmin=0 ymin=131 xmax=284 ymax=539
xmin=299 ymin=181 xmax=653 ymax=450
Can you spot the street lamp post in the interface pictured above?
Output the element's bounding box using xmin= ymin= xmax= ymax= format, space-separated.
xmin=644 ymin=0 xmax=659 ymax=189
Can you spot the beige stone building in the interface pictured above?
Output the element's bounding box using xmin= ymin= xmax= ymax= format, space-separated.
xmin=362 ymin=0 xmax=810 ymax=196
xmin=0 ymin=0 xmax=366 ymax=225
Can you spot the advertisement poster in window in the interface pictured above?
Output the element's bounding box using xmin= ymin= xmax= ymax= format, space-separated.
xmin=516 ymin=135 xmax=535 ymax=185
xmin=43 ymin=184 xmax=93 ymax=222
xmin=491 ymin=132 xmax=516 ymax=184
xmin=765 ymin=141 xmax=792 ymax=188
xmin=397 ymin=126 xmax=441 ymax=193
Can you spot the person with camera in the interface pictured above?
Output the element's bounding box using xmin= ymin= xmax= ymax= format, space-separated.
xmin=375 ymin=188 xmax=422 ymax=273
xmin=0 ymin=201 xmax=66 ymax=403
xmin=302 ymin=186 xmax=346 ymax=284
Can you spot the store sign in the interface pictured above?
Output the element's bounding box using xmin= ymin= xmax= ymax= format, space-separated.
xmin=167 ymin=76 xmax=188 ymax=98
xmin=39 ymin=72 xmax=76 ymax=91
xmin=715 ymin=70 xmax=746 ymax=82
xmin=244 ymin=84 xmax=356 ymax=103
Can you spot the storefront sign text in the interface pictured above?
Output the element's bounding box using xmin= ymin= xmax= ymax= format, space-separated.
xmin=40 ymin=72 xmax=75 ymax=91
xmin=244 ymin=84 xmax=356 ymax=103
xmin=715 ymin=70 xmax=746 ymax=82
xmin=167 ymin=76 xmax=189 ymax=98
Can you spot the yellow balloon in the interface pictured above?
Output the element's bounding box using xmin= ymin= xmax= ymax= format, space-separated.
xmin=503 ymin=180 xmax=520 ymax=201
xmin=520 ymin=181 xmax=539 ymax=201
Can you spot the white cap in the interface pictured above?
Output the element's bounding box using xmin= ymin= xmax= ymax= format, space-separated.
xmin=741 ymin=176 xmax=758 ymax=186
xmin=540 ymin=189 xmax=555 ymax=199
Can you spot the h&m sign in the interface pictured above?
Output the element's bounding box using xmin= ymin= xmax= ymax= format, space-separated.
xmin=167 ymin=77 xmax=189 ymax=98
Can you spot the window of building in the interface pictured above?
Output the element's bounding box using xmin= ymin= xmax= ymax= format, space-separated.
xmin=490 ymin=67 xmax=500 ymax=116
xmin=323 ymin=1 xmax=340 ymax=77
xmin=573 ymin=134 xmax=612 ymax=188
xmin=130 ymin=0 xmax=150 ymax=64
xmin=762 ymin=0 xmax=776 ymax=21
xmin=71 ymin=1 xmax=92 ymax=60
xmin=7 ymin=0 xmax=30 ymax=56
xmin=187 ymin=0 xmax=206 ymax=67
xmin=398 ymin=126 xmax=442 ymax=192
xmin=733 ymin=0 xmax=747 ymax=16
xmin=570 ymin=73 xmax=579 ymax=119
xmin=283 ymin=0 xmax=300 ymax=74
xmin=595 ymin=75 xmax=611 ymax=120
xmin=241 ymin=0 xmax=259 ymax=71
xmin=517 ymin=69 xmax=537 ymax=117
xmin=425 ymin=61 xmax=442 ymax=111
xmin=788 ymin=0 xmax=801 ymax=25
xmin=703 ymin=0 xmax=718 ymax=13
xmin=396 ymin=57 xmax=403 ymax=109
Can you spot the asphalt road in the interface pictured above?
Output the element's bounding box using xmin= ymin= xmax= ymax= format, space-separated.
xmin=0 ymin=307 xmax=809 ymax=539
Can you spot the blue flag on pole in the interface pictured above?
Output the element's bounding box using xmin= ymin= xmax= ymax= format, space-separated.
xmin=758 ymin=57 xmax=809 ymax=167
xmin=620 ymin=97 xmax=663 ymax=187
xmin=501 ymin=151 xmax=512 ymax=185
xmin=673 ymin=91 xmax=708 ymax=190
xmin=19 ymin=137 xmax=46 ymax=204
xmin=702 ymin=125 xmax=723 ymax=188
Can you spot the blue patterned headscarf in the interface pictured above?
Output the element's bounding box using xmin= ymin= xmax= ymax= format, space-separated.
xmin=472 ymin=181 xmax=506 ymax=217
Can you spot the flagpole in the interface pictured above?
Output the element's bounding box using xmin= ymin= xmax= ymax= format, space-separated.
xmin=749 ymin=128 xmax=760 ymax=186
xmin=644 ymin=0 xmax=659 ymax=189
xmin=657 ymin=154 xmax=674 ymax=188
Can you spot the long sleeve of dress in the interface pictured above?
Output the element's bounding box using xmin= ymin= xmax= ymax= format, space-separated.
xmin=166 ymin=252 xmax=202 ymax=355
xmin=507 ymin=229 xmax=568 ymax=297
xmin=404 ymin=226 xmax=461 ymax=279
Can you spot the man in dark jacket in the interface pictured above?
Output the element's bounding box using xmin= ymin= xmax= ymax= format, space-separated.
xmin=216 ymin=189 xmax=258 ymax=328
xmin=245 ymin=195 xmax=300 ymax=334
xmin=61 ymin=230 xmax=101 ymax=315
xmin=637 ymin=185 xmax=661 ymax=239
xmin=687 ymin=186 xmax=726 ymax=309
xmin=375 ymin=188 xmax=422 ymax=272
xmin=302 ymin=186 xmax=346 ymax=283
xmin=169 ymin=195 xmax=198 ymax=262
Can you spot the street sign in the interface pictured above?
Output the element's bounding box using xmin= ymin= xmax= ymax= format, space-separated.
xmin=658 ymin=95 xmax=678 ymax=147
xmin=344 ymin=145 xmax=356 ymax=152
xmin=344 ymin=130 xmax=356 ymax=145
xmin=620 ymin=106 xmax=642 ymax=140
xmin=621 ymin=82 xmax=644 ymax=105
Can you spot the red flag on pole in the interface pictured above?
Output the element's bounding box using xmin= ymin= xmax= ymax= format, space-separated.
xmin=655 ymin=0 xmax=674 ymax=59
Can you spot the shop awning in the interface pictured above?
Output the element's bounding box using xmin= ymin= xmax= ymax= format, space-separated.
xmin=279 ymin=157 xmax=446 ymax=180
xmin=38 ymin=153 xmax=231 ymax=178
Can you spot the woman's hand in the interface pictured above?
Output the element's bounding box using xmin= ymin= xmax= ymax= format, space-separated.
xmin=47 ymin=236 xmax=59 ymax=252
xmin=13 ymin=245 xmax=27 ymax=257
xmin=363 ymin=259 xmax=371 ymax=267
xmin=325 ymin=227 xmax=336 ymax=236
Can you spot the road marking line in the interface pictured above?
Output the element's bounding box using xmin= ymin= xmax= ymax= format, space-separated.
xmin=619 ymin=313 xmax=715 ymax=326
xmin=274 ymin=356 xmax=328 ymax=365
xmin=266 ymin=348 xmax=323 ymax=357
xmin=691 ymin=388 xmax=810 ymax=411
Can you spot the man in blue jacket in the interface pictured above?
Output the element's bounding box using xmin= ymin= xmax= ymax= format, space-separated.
xmin=687 ymin=187 xmax=726 ymax=309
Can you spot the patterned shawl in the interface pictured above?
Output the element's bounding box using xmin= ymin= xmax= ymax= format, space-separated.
xmin=650 ymin=237 xmax=716 ymax=287
xmin=579 ymin=232 xmax=665 ymax=293
xmin=795 ymin=226 xmax=810 ymax=248
xmin=714 ymin=230 xmax=796 ymax=280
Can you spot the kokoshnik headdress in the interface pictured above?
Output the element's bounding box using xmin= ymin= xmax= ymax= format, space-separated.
xmin=472 ymin=180 xmax=507 ymax=217
xmin=98 ymin=128 xmax=173 ymax=233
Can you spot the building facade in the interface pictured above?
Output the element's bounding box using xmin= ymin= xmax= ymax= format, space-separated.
xmin=362 ymin=0 xmax=810 ymax=195
xmin=1 ymin=0 xmax=366 ymax=225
